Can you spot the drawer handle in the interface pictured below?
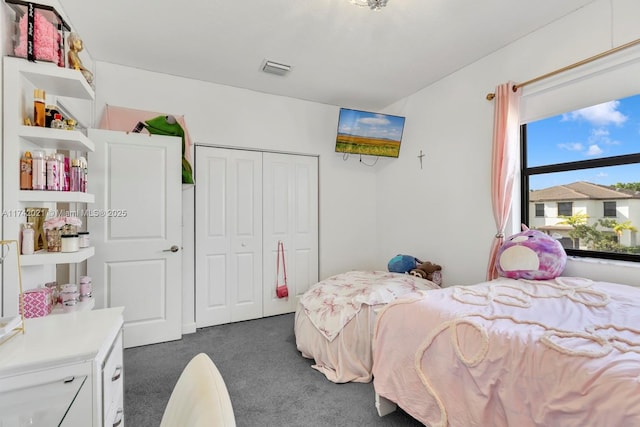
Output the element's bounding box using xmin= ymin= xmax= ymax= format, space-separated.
xmin=112 ymin=408 xmax=123 ymax=427
xmin=112 ymin=366 xmax=122 ymax=382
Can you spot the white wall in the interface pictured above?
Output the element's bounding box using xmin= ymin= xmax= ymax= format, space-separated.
xmin=375 ymin=0 xmax=640 ymax=287
xmin=93 ymin=62 xmax=380 ymax=330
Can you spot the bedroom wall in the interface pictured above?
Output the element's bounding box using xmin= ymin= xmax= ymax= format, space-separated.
xmin=92 ymin=62 xmax=381 ymax=330
xmin=375 ymin=0 xmax=640 ymax=287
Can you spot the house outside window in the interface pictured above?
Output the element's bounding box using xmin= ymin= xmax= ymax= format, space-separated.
xmin=522 ymin=93 xmax=640 ymax=262
xmin=604 ymin=201 xmax=617 ymax=217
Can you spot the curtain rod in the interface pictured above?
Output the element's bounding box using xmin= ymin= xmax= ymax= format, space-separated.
xmin=485 ymin=37 xmax=640 ymax=101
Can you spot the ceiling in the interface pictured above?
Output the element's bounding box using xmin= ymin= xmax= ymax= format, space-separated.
xmin=56 ymin=0 xmax=596 ymax=112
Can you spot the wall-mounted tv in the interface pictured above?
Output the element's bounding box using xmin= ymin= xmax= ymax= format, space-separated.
xmin=335 ymin=108 xmax=406 ymax=158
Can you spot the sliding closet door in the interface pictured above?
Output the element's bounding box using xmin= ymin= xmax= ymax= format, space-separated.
xmin=195 ymin=146 xmax=263 ymax=327
xmin=262 ymin=152 xmax=319 ymax=316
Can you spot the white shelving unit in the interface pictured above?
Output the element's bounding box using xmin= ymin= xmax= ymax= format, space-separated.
xmin=19 ymin=190 xmax=94 ymax=203
xmin=20 ymin=247 xmax=96 ymax=266
xmin=2 ymin=56 xmax=96 ymax=317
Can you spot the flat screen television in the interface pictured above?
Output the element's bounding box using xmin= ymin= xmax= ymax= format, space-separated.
xmin=335 ymin=108 xmax=406 ymax=158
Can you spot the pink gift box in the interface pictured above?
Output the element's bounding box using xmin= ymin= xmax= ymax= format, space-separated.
xmin=20 ymin=288 xmax=52 ymax=318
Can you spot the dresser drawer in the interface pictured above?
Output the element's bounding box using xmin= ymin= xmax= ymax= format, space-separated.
xmin=102 ymin=330 xmax=124 ymax=426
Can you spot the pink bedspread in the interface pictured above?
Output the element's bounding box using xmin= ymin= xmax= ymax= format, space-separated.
xmin=372 ymin=277 xmax=640 ymax=427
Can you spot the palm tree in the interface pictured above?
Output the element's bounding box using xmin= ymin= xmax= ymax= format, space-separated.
xmin=557 ymin=212 xmax=589 ymax=248
xmin=613 ymin=220 xmax=638 ymax=241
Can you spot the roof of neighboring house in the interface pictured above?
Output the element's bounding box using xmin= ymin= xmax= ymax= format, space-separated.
xmin=529 ymin=181 xmax=640 ymax=202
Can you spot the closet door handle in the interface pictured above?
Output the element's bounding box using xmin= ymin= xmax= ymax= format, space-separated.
xmin=163 ymin=245 xmax=180 ymax=253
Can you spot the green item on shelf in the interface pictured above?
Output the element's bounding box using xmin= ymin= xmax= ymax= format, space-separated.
xmin=143 ymin=115 xmax=194 ymax=184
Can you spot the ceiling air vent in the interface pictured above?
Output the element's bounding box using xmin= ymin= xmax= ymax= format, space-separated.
xmin=262 ymin=60 xmax=291 ymax=76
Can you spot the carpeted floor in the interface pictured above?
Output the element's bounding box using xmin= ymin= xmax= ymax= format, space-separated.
xmin=124 ymin=313 xmax=423 ymax=426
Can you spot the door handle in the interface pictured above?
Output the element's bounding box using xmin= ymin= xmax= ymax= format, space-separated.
xmin=163 ymin=245 xmax=180 ymax=253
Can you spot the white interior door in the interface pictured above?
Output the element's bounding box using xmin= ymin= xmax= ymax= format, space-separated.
xmin=87 ymin=129 xmax=182 ymax=348
xmin=262 ymin=152 xmax=318 ymax=316
xmin=195 ymin=146 xmax=263 ymax=328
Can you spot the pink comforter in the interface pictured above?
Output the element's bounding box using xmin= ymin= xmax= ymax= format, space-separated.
xmin=296 ymin=270 xmax=439 ymax=383
xmin=372 ymin=277 xmax=640 ymax=427
xmin=299 ymin=270 xmax=439 ymax=341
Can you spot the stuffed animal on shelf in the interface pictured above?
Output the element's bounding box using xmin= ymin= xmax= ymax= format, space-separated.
xmin=136 ymin=115 xmax=195 ymax=184
xmin=495 ymin=225 xmax=567 ymax=280
xmin=409 ymin=261 xmax=443 ymax=286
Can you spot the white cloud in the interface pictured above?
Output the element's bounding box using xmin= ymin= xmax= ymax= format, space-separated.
xmin=563 ymin=101 xmax=628 ymax=126
xmin=558 ymin=142 xmax=584 ymax=151
xmin=588 ymin=127 xmax=620 ymax=146
xmin=596 ymin=172 xmax=608 ymax=177
xmin=586 ymin=144 xmax=603 ymax=156
xmin=359 ymin=115 xmax=390 ymax=126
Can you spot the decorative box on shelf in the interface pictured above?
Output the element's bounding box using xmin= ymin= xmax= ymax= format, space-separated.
xmin=5 ymin=0 xmax=70 ymax=66
xmin=20 ymin=287 xmax=52 ymax=318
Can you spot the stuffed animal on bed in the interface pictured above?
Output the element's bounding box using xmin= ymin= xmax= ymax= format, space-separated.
xmin=496 ymin=225 xmax=566 ymax=280
xmin=388 ymin=254 xmax=421 ymax=273
xmin=409 ymin=261 xmax=443 ymax=286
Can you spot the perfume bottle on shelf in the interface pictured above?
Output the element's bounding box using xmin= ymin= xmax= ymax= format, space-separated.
xmin=20 ymin=151 xmax=32 ymax=190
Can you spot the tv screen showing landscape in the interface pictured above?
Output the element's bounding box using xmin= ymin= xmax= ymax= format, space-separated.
xmin=335 ymin=108 xmax=406 ymax=158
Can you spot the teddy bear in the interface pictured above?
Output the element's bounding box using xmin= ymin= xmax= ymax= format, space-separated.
xmin=409 ymin=261 xmax=443 ymax=286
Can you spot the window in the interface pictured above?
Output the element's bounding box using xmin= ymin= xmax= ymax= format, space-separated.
xmin=557 ymin=202 xmax=573 ymax=217
xmin=603 ymin=201 xmax=617 ymax=217
xmin=521 ymin=93 xmax=640 ymax=262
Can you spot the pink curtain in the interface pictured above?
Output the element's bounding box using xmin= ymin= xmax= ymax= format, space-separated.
xmin=486 ymin=82 xmax=522 ymax=280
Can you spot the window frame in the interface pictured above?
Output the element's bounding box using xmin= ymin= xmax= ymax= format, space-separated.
xmin=520 ymin=123 xmax=640 ymax=263
xmin=603 ymin=201 xmax=617 ymax=218
xmin=534 ymin=203 xmax=545 ymax=217
xmin=557 ymin=202 xmax=573 ymax=217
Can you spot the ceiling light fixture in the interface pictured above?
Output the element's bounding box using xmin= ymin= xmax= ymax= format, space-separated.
xmin=350 ymin=0 xmax=388 ymax=11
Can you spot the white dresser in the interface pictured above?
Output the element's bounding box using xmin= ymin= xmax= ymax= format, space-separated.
xmin=0 ymin=307 xmax=125 ymax=427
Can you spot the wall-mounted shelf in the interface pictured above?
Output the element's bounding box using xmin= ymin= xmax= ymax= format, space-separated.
xmin=19 ymin=190 xmax=94 ymax=204
xmin=20 ymin=247 xmax=95 ymax=266
xmin=17 ymin=126 xmax=94 ymax=152
xmin=8 ymin=56 xmax=94 ymax=100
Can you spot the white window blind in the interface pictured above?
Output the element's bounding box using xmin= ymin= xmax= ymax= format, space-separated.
xmin=520 ymin=43 xmax=640 ymax=124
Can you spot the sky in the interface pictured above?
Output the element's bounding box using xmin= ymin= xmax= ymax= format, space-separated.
xmin=337 ymin=108 xmax=405 ymax=142
xmin=527 ymin=94 xmax=640 ymax=190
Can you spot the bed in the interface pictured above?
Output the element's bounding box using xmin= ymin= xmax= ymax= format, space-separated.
xmin=295 ymin=270 xmax=440 ymax=383
xmin=372 ymin=276 xmax=640 ymax=427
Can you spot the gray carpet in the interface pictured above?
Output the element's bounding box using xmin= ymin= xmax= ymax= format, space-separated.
xmin=124 ymin=313 xmax=423 ymax=426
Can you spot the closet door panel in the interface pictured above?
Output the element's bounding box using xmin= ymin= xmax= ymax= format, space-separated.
xmin=206 ymin=254 xmax=227 ymax=307
xmin=263 ymin=153 xmax=318 ymax=316
xmin=292 ymin=160 xmax=319 ymax=300
xmin=196 ymin=147 xmax=263 ymax=327
xmin=230 ymin=156 xmax=263 ymax=322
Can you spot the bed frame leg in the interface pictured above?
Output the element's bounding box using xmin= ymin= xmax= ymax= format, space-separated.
xmin=375 ymin=393 xmax=397 ymax=417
